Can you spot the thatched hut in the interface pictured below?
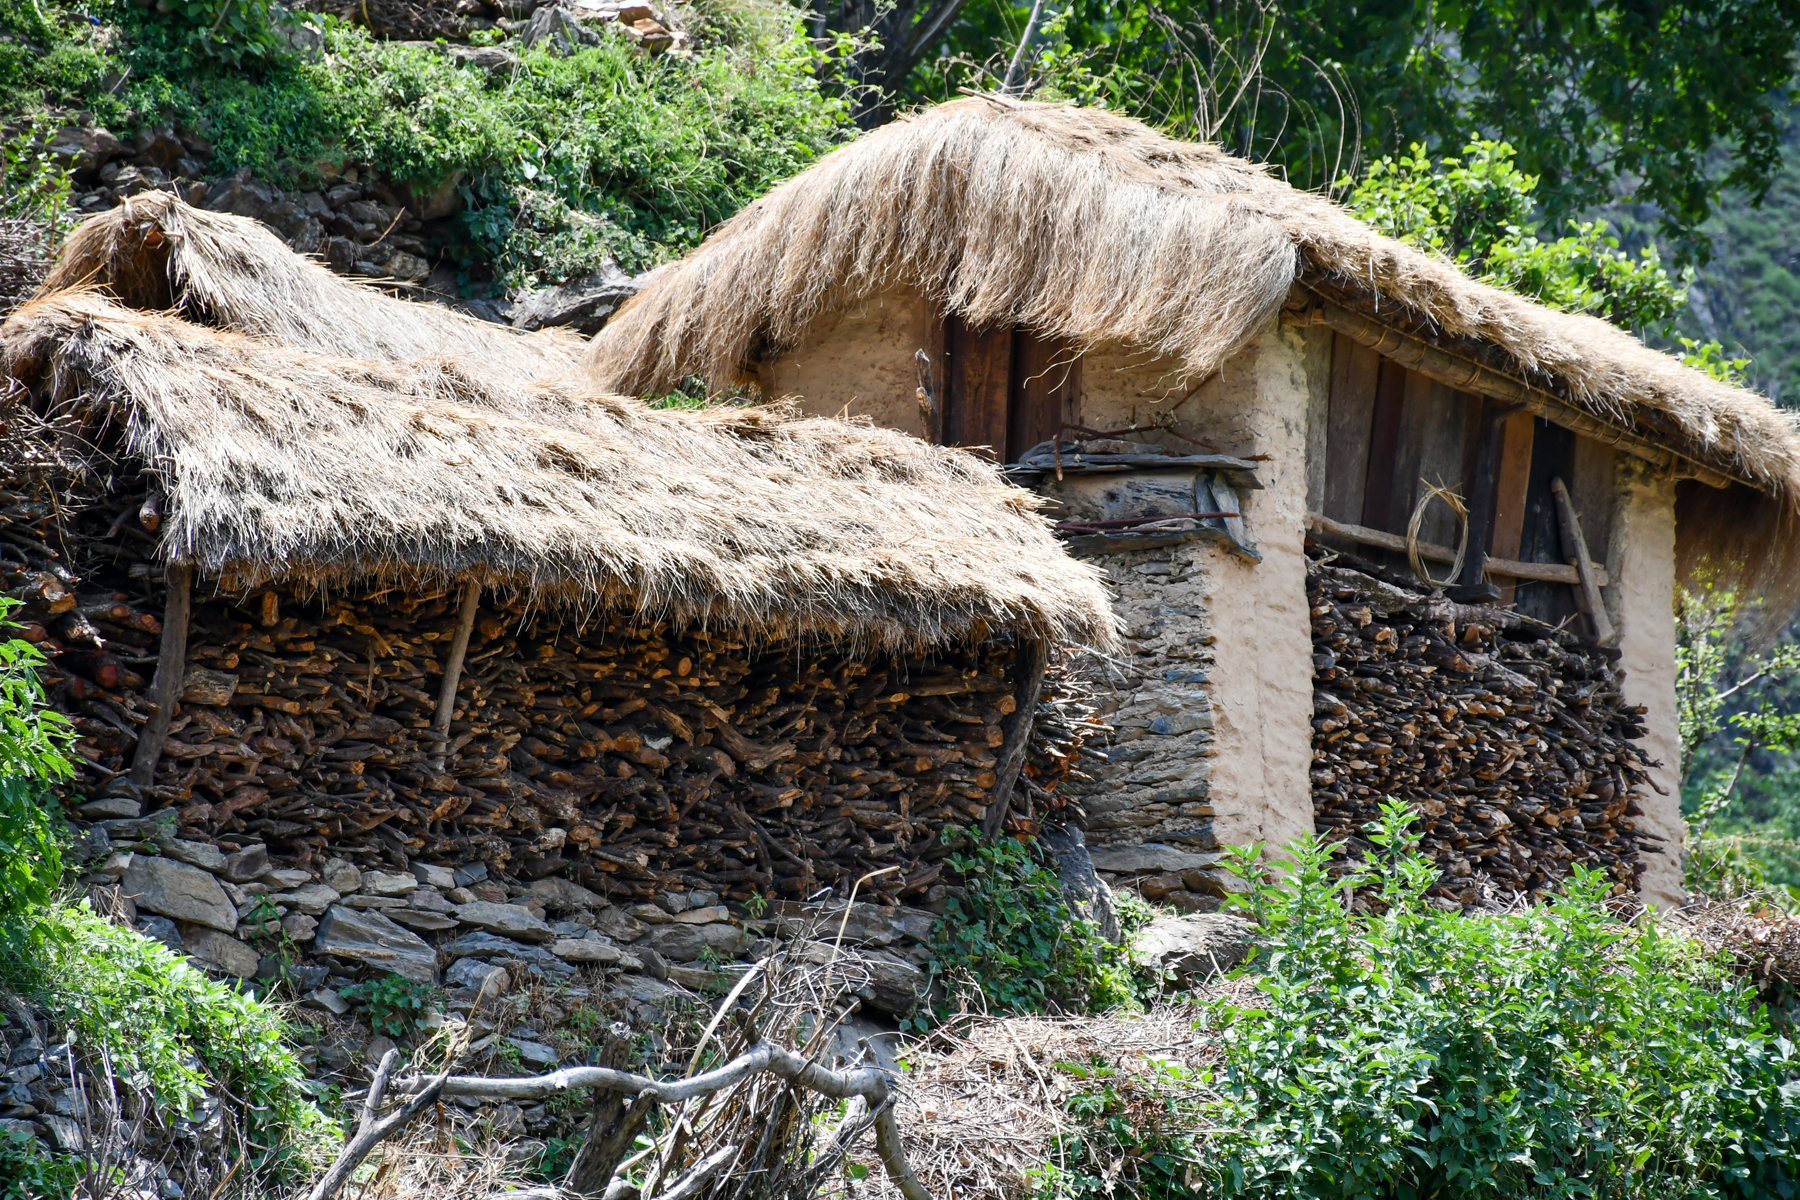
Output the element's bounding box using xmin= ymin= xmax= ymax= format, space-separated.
xmin=0 ymin=195 xmax=1114 ymax=922
xmin=586 ymin=95 xmax=1800 ymax=909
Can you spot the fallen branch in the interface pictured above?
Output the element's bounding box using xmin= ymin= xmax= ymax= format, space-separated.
xmin=305 ymin=1048 xmax=450 ymax=1200
xmin=390 ymin=1041 xmax=933 ymax=1200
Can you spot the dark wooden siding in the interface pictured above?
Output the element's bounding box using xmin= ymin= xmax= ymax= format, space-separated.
xmin=1319 ymin=332 xmax=1615 ymax=603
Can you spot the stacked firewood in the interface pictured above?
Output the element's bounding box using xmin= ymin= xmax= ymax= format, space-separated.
xmin=1306 ymin=546 xmax=1655 ymax=901
xmin=0 ymin=423 xmax=1098 ymax=904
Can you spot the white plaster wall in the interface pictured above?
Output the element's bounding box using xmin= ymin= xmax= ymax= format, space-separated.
xmin=759 ymin=287 xmax=933 ymax=433
xmin=1200 ymin=324 xmax=1319 ymax=854
xmin=1073 ymin=324 xmax=1318 ymax=855
xmin=1602 ymin=460 xmax=1685 ymax=908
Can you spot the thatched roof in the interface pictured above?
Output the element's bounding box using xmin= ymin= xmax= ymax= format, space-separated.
xmin=584 ymin=96 xmax=1800 ymax=508
xmin=43 ymin=192 xmax=582 ymax=381
xmin=2 ymin=290 xmax=1114 ymax=650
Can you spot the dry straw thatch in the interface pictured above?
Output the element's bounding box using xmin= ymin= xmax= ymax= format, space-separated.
xmin=2 ymin=290 xmax=1113 ymax=650
xmin=43 ymin=191 xmax=583 ymax=380
xmin=585 ymin=95 xmax=1800 ymax=510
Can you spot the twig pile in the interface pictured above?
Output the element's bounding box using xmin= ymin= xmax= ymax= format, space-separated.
xmin=1307 ymin=546 xmax=1655 ymax=901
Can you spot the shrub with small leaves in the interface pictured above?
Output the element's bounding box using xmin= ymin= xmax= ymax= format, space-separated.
xmin=341 ymin=972 xmax=437 ymax=1040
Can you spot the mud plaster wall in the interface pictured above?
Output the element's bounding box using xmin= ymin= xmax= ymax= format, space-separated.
xmin=758 ymin=287 xmax=934 ymax=434
xmin=1063 ymin=323 xmax=1321 ymax=855
xmin=1603 ymin=458 xmax=1685 ymax=908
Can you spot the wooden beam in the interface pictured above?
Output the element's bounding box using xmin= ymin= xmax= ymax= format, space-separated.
xmin=1550 ymin=478 xmax=1616 ymax=644
xmin=129 ymin=562 xmax=192 ymax=787
xmin=1307 ymin=512 xmax=1608 ymax=587
xmin=1283 ymin=299 xmax=1741 ymax=490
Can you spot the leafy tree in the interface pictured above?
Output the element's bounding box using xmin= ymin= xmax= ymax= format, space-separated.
xmin=867 ymin=0 xmax=1800 ymax=255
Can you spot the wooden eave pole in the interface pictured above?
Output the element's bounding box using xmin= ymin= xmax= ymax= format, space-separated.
xmin=982 ymin=638 xmax=1049 ymax=840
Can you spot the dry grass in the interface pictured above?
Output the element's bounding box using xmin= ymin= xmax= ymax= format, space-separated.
xmin=43 ymin=192 xmax=582 ymax=382
xmin=1 ymin=290 xmax=1114 ymax=650
xmin=846 ymin=984 xmax=1251 ymax=1200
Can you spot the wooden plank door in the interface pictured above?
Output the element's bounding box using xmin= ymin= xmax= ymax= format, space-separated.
xmin=944 ymin=316 xmax=1012 ymax=458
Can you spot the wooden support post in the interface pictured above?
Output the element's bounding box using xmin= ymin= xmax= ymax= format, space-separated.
xmin=983 ymin=639 xmax=1049 ymax=840
xmin=1550 ymin=477 xmax=1615 ymax=645
xmin=431 ymin=581 xmax=481 ymax=771
xmin=129 ymin=562 xmax=192 ymax=788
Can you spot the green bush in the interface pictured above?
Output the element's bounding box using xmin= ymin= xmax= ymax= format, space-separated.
xmin=0 ymin=1127 xmax=81 ymax=1200
xmin=0 ymin=0 xmax=853 ymax=289
xmin=0 ymin=601 xmax=76 ymax=918
xmin=911 ymin=828 xmax=1139 ymax=1028
xmin=1043 ymin=799 xmax=1800 ymax=1199
xmin=341 ymin=971 xmax=436 ymax=1039
xmin=0 ymin=902 xmax=335 ymax=1180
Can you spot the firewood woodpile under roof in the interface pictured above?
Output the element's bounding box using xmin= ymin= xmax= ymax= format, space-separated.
xmin=0 ymin=202 xmax=1117 ymax=901
xmin=1307 ymin=544 xmax=1656 ymax=902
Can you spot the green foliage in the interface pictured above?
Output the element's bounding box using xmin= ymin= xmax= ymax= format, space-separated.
xmin=1677 ymin=586 xmax=1800 ymax=898
xmin=0 ymin=1128 xmax=80 ymax=1200
xmin=340 ymin=972 xmax=436 ymax=1040
xmin=0 ymin=0 xmax=852 ymax=289
xmin=0 ymin=901 xmax=334 ymax=1179
xmin=0 ymin=599 xmax=75 ymax=918
xmin=1342 ymin=141 xmax=1687 ymax=331
xmin=1194 ymin=799 xmax=1800 ymax=1198
xmin=146 ymin=0 xmax=312 ymax=68
xmin=911 ymin=828 xmax=1137 ymax=1028
xmin=1036 ymin=1055 xmax=1209 ymax=1200
xmin=913 ymin=0 xmax=1800 ymax=255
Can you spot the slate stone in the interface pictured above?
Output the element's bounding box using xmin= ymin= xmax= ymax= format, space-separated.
xmin=452 ymin=862 xmax=489 ymax=887
xmin=363 ymin=870 xmax=419 ymax=897
xmin=160 ymin=839 xmax=226 ymax=873
xmin=445 ymin=958 xmax=511 ymax=994
xmin=525 ymin=877 xmax=607 ymax=911
xmin=389 ymin=909 xmax=460 ymax=933
xmin=1086 ymin=843 xmax=1224 ymax=875
xmin=445 ymin=931 xmax=573 ymax=977
xmin=412 ymin=863 xmax=456 ymax=890
xmin=510 ymin=262 xmax=639 ymax=334
xmin=1132 ymin=913 xmax=1256 ymax=980
xmin=220 ymin=844 xmax=270 ymax=882
xmin=314 ymin=905 xmax=438 ymax=984
xmin=77 ymin=797 xmax=141 ymax=820
xmin=137 ymin=914 xmax=182 ymax=951
xmin=123 ymin=856 xmax=237 ymax=931
xmin=1041 ymin=823 xmax=1121 ymax=943
xmin=669 ymin=905 xmax=730 ymax=925
xmin=647 ymin=924 xmax=705 ymax=963
xmin=261 ymin=867 xmax=312 ymax=889
xmin=273 ymin=883 xmax=341 ymax=916
xmin=179 ymin=926 xmax=261 ymax=978
xmin=548 ymin=937 xmax=621 ymax=964
xmin=322 ymin=858 xmax=363 ymax=893
xmin=455 ymin=901 xmax=554 ymax=942
xmin=507 ymin=1038 xmax=558 ymax=1068
xmin=859 ymin=951 xmax=928 ymax=1017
